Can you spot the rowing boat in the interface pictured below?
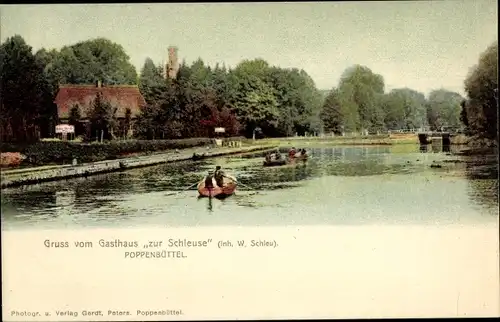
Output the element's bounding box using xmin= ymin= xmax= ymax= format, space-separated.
xmin=263 ymin=159 xmax=287 ymax=167
xmin=197 ymin=175 xmax=238 ymax=198
xmin=192 ymin=153 xmax=206 ymax=161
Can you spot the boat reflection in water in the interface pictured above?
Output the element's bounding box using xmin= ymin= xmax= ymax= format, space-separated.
xmin=419 ymin=144 xmax=429 ymax=153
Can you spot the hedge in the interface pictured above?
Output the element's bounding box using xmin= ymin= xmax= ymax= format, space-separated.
xmin=0 ymin=137 xmax=245 ymax=166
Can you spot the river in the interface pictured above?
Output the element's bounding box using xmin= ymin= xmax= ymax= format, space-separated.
xmin=1 ymin=144 xmax=498 ymax=229
xmin=2 ymin=144 xmax=499 ymax=319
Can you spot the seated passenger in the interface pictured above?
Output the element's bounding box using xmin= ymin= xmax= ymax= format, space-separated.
xmin=204 ymin=170 xmax=215 ymax=188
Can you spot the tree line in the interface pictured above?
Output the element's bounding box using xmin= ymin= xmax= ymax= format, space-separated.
xmin=0 ymin=35 xmax=497 ymax=144
xmin=320 ymin=41 xmax=497 ymax=142
xmin=135 ymin=57 xmax=323 ymax=139
xmin=320 ymin=65 xmax=465 ymax=135
xmin=0 ymin=35 xmax=323 ymax=142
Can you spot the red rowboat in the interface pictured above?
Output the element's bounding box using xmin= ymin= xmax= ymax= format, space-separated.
xmin=197 ymin=175 xmax=238 ymax=198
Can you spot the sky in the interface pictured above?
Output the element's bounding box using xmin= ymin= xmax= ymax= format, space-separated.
xmin=0 ymin=1 xmax=497 ymax=96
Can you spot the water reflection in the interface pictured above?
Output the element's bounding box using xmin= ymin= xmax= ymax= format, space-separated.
xmin=420 ymin=143 xmax=457 ymax=154
xmin=198 ymin=196 xmax=214 ymax=212
xmin=431 ymin=141 xmax=441 ymax=153
xmin=1 ymin=145 xmax=498 ymax=228
xmin=419 ymin=144 xmax=428 ymax=153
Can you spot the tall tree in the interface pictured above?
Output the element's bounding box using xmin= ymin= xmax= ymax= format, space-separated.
xmin=0 ymin=35 xmax=52 ymax=142
xmin=459 ymin=99 xmax=470 ymax=134
xmin=231 ymin=60 xmax=280 ymax=136
xmin=122 ymin=108 xmax=132 ymax=138
xmin=321 ymin=88 xmax=344 ymax=134
xmin=138 ymin=57 xmax=166 ymax=104
xmin=337 ymin=65 xmax=386 ymax=132
xmin=68 ymin=104 xmax=83 ymax=137
xmin=463 ymin=41 xmax=498 ymax=141
xmin=88 ymin=92 xmax=117 ymax=141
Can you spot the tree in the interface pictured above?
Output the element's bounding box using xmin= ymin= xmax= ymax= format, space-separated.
xmin=381 ymin=88 xmax=427 ymax=130
xmin=88 ymin=92 xmax=117 ymax=141
xmin=122 ymin=108 xmax=132 ymax=138
xmin=47 ymin=38 xmax=138 ymax=86
xmin=134 ymin=104 xmax=161 ymax=139
xmin=459 ymin=99 xmax=469 ymax=131
xmin=337 ymin=65 xmax=386 ymax=132
xmin=68 ymin=105 xmax=81 ymax=125
xmin=0 ymin=35 xmax=52 ymax=142
xmin=321 ymin=88 xmax=344 ymax=134
xmin=426 ymin=89 xmax=463 ymax=131
xmin=139 ymin=58 xmax=167 ymax=105
xmin=463 ymin=41 xmax=498 ymax=141
xmin=68 ymin=104 xmax=83 ymax=137
xmin=230 ymin=60 xmax=280 ymax=136
xmin=34 ymin=48 xmax=60 ymax=137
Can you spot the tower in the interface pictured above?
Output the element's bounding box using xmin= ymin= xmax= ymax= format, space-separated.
xmin=166 ymin=46 xmax=179 ymax=80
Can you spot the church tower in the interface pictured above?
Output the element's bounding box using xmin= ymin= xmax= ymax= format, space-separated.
xmin=165 ymin=46 xmax=179 ymax=80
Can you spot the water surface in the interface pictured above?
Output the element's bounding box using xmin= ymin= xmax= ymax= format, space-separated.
xmin=1 ymin=145 xmax=498 ymax=230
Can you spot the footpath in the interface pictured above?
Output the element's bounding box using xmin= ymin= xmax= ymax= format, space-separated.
xmin=1 ymin=144 xmax=277 ymax=189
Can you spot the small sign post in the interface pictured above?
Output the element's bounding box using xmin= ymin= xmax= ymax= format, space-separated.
xmin=214 ymin=127 xmax=225 ymax=146
xmin=55 ymin=124 xmax=75 ymax=141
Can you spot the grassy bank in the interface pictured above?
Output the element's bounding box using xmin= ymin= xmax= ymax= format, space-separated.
xmin=0 ymin=137 xmax=245 ymax=167
xmin=248 ymin=134 xmax=413 ymax=147
xmin=248 ymin=133 xmax=476 ymax=147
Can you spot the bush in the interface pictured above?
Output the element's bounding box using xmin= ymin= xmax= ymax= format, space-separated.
xmin=0 ymin=137 xmax=245 ymax=166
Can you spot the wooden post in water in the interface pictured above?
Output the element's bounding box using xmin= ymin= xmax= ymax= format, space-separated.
xmin=442 ymin=133 xmax=451 ymax=146
xmin=418 ymin=133 xmax=430 ymax=145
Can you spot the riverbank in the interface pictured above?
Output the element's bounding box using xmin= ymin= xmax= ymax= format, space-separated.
xmin=0 ymin=137 xmax=246 ymax=167
xmin=0 ymin=144 xmax=277 ymax=189
xmin=249 ymin=133 xmax=471 ymax=147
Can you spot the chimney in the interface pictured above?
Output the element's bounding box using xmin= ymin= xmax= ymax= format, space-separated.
xmin=96 ymin=80 xmax=102 ymax=88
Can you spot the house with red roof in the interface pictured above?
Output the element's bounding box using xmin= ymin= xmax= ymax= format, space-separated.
xmin=54 ymin=81 xmax=147 ymax=138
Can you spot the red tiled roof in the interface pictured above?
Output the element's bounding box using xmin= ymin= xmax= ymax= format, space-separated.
xmin=54 ymin=84 xmax=146 ymax=119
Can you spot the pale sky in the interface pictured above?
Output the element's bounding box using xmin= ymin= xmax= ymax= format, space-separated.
xmin=1 ymin=1 xmax=497 ymax=96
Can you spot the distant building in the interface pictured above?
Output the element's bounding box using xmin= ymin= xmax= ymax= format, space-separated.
xmin=165 ymin=46 xmax=179 ymax=80
xmin=54 ymin=81 xmax=146 ymax=137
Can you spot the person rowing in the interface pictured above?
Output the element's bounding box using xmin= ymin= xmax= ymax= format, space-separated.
xmin=214 ymin=165 xmax=236 ymax=187
xmin=214 ymin=166 xmax=225 ymax=187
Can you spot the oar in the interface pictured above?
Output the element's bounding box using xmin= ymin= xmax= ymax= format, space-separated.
xmin=231 ymin=179 xmax=259 ymax=194
xmin=165 ymin=181 xmax=200 ymax=196
xmin=220 ymin=174 xmax=259 ymax=195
